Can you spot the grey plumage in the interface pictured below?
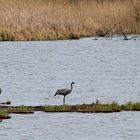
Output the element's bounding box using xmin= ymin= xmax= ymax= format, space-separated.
xmin=54 ymin=82 xmax=75 ymax=105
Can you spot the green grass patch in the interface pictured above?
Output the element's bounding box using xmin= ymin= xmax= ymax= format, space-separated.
xmin=122 ymin=101 xmax=140 ymax=111
xmin=7 ymin=106 xmax=34 ymax=114
xmin=0 ymin=108 xmax=11 ymax=119
xmin=44 ymin=105 xmax=75 ymax=112
xmin=43 ymin=102 xmax=121 ymax=113
xmin=75 ymin=102 xmax=121 ymax=113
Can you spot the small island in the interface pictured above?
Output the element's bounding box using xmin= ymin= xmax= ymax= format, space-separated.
xmin=1 ymin=101 xmax=140 ymax=120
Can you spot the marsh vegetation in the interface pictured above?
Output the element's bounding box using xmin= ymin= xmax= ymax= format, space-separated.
xmin=0 ymin=108 xmax=11 ymax=119
xmin=1 ymin=101 xmax=140 ymax=120
xmin=0 ymin=0 xmax=139 ymax=41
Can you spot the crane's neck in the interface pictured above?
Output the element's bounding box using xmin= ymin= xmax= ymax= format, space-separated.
xmin=71 ymin=83 xmax=73 ymax=90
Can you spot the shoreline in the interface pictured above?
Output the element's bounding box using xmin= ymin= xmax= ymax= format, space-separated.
xmin=0 ymin=34 xmax=139 ymax=42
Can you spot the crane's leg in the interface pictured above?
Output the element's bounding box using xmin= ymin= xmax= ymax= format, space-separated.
xmin=63 ymin=96 xmax=65 ymax=105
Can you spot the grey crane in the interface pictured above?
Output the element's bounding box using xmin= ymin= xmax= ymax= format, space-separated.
xmin=54 ymin=82 xmax=75 ymax=105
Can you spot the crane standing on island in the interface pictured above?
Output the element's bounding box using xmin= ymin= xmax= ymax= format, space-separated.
xmin=54 ymin=82 xmax=75 ymax=105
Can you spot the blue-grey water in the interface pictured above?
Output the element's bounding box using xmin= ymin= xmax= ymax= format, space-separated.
xmin=0 ymin=37 xmax=140 ymax=139
xmin=0 ymin=112 xmax=140 ymax=140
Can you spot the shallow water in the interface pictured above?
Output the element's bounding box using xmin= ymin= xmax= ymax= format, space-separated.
xmin=1 ymin=111 xmax=140 ymax=140
xmin=0 ymin=37 xmax=140 ymax=105
xmin=0 ymin=37 xmax=140 ymax=140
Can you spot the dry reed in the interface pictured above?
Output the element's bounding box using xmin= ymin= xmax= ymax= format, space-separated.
xmin=0 ymin=0 xmax=139 ymax=41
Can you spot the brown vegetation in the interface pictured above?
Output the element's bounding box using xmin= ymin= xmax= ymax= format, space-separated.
xmin=0 ymin=101 xmax=140 ymax=121
xmin=0 ymin=0 xmax=139 ymax=41
xmin=1 ymin=101 xmax=140 ymax=114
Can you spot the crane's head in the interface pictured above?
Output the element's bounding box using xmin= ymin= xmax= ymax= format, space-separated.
xmin=71 ymin=82 xmax=75 ymax=85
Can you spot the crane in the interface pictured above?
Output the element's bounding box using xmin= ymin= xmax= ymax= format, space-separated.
xmin=54 ymin=82 xmax=75 ymax=105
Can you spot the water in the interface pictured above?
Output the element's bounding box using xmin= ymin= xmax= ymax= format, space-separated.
xmin=0 ymin=37 xmax=140 ymax=139
xmin=0 ymin=112 xmax=140 ymax=140
xmin=0 ymin=37 xmax=140 ymax=105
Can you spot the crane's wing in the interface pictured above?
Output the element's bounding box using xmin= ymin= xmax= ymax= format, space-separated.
xmin=54 ymin=89 xmax=71 ymax=96
xmin=54 ymin=89 xmax=60 ymax=96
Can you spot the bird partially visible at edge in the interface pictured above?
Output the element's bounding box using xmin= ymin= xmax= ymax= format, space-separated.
xmin=54 ymin=82 xmax=75 ymax=105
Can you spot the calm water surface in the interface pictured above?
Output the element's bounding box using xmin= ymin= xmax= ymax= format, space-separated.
xmin=0 ymin=37 xmax=140 ymax=139
xmin=0 ymin=37 xmax=140 ymax=105
xmin=1 ymin=112 xmax=140 ymax=140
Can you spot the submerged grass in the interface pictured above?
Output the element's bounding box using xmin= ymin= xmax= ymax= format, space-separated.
xmin=0 ymin=0 xmax=139 ymax=41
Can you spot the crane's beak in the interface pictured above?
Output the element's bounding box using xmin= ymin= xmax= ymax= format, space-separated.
xmin=54 ymin=92 xmax=57 ymax=96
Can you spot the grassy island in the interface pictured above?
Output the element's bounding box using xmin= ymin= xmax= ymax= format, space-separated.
xmin=43 ymin=102 xmax=121 ymax=113
xmin=1 ymin=101 xmax=140 ymax=119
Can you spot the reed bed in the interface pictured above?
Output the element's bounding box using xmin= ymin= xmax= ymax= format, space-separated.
xmin=0 ymin=0 xmax=139 ymax=41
